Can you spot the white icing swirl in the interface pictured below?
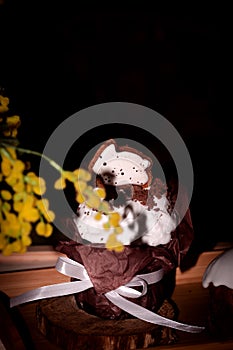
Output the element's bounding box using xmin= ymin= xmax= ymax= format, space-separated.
xmin=73 ymin=193 xmax=177 ymax=247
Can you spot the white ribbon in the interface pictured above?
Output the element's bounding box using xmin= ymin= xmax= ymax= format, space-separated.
xmin=10 ymin=257 xmax=204 ymax=333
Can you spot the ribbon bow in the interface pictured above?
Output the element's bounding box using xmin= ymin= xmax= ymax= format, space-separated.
xmin=10 ymin=257 xmax=204 ymax=333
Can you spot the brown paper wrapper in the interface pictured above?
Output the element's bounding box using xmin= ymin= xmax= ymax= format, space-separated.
xmin=56 ymin=179 xmax=194 ymax=319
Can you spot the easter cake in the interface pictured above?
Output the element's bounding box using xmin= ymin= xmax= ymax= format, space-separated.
xmin=57 ymin=139 xmax=195 ymax=321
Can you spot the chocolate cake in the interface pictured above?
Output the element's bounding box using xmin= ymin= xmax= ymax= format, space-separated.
xmin=202 ymin=247 xmax=233 ymax=339
xmin=57 ymin=139 xmax=195 ymax=322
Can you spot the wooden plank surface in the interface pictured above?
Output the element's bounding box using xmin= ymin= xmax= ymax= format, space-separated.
xmin=1 ymin=241 xmax=231 ymax=274
xmin=0 ymin=246 xmax=66 ymax=273
xmin=176 ymin=250 xmax=224 ymax=285
xmin=14 ymin=283 xmax=233 ymax=350
xmin=0 ymin=248 xmax=226 ymax=297
xmin=0 ymin=245 xmax=233 ymax=349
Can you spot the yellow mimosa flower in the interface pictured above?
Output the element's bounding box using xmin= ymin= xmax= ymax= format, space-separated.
xmin=1 ymin=190 xmax=12 ymax=200
xmin=74 ymin=180 xmax=87 ymax=192
xmin=12 ymin=179 xmax=25 ymax=193
xmin=5 ymin=160 xmax=24 ymax=187
xmin=37 ymin=177 xmax=46 ymax=195
xmin=5 ymin=173 xmax=17 ymax=186
xmin=36 ymin=199 xmax=55 ymax=222
xmin=3 ymin=115 xmax=21 ymax=137
xmin=18 ymin=245 xmax=27 ymax=254
xmin=86 ymin=194 xmax=101 ymax=209
xmin=6 ymin=115 xmax=21 ymax=127
xmin=21 ymin=221 xmax=32 ymax=237
xmin=43 ymin=209 xmax=55 ymax=222
xmin=5 ymin=147 xmax=17 ymax=160
xmin=98 ymin=201 xmax=111 ymax=213
xmin=25 ymin=172 xmax=46 ymax=195
xmin=103 ymin=222 xmax=110 ymax=230
xmin=0 ymin=234 xmax=7 ymax=250
xmin=11 ymin=240 xmax=22 ymax=252
xmin=2 ymin=201 xmax=11 ymax=212
xmin=36 ymin=222 xmax=53 ymax=237
xmin=63 ymin=171 xmax=77 ymax=182
xmin=73 ymin=168 xmax=91 ymax=182
xmin=0 ymin=95 xmax=9 ymax=112
xmin=13 ymin=192 xmax=26 ymax=201
xmin=36 ymin=198 xmax=48 ymax=212
xmin=94 ymin=212 xmax=102 ymax=221
xmin=1 ymin=158 xmax=12 ymax=176
xmin=13 ymin=201 xmax=23 ymax=212
xmin=12 ymin=129 xmax=18 ymax=137
xmin=109 ymin=212 xmax=121 ymax=227
xmin=105 ymin=233 xmax=124 ymax=252
xmin=114 ymin=226 xmax=123 ymax=234
xmin=20 ymin=206 xmax=39 ymax=222
xmin=19 ymin=195 xmax=40 ymax=222
xmin=1 ymin=213 xmax=21 ymax=238
xmin=76 ymin=192 xmax=86 ymax=203
xmin=21 ymin=235 xmax=32 ymax=247
xmin=54 ymin=176 xmax=66 ymax=189
xmin=95 ymin=188 xmax=106 ymax=199
xmin=13 ymin=160 xmax=25 ymax=173
xmin=2 ymin=244 xmax=14 ymax=256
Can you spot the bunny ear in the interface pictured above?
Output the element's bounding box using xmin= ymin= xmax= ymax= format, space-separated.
xmin=92 ymin=144 xmax=117 ymax=174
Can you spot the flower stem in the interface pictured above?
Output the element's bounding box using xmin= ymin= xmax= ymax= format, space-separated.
xmin=1 ymin=143 xmax=63 ymax=173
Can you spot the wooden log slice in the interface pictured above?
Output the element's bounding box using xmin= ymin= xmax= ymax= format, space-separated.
xmin=36 ymin=295 xmax=177 ymax=350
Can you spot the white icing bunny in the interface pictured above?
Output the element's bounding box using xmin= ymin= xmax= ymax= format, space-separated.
xmin=92 ymin=143 xmax=151 ymax=186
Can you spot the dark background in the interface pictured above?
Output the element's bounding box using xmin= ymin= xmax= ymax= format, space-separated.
xmin=0 ymin=3 xmax=230 ymax=253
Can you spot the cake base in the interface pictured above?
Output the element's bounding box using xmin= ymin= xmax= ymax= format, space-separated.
xmin=36 ymin=295 xmax=178 ymax=350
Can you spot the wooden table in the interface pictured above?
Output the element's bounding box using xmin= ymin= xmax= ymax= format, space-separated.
xmin=0 ymin=244 xmax=232 ymax=349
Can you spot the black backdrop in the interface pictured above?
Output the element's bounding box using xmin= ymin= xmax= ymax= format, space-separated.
xmin=0 ymin=3 xmax=230 ymax=253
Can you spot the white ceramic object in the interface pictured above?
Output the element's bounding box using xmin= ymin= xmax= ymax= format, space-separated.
xmin=202 ymin=248 xmax=233 ymax=289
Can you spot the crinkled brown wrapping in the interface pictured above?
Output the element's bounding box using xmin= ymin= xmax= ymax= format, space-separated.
xmin=56 ymin=180 xmax=194 ymax=319
xmin=56 ymin=240 xmax=177 ymax=319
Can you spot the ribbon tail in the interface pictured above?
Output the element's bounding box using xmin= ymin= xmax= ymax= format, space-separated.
xmin=55 ymin=257 xmax=89 ymax=280
xmin=105 ymin=291 xmax=205 ymax=333
xmin=10 ymin=280 xmax=93 ymax=308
